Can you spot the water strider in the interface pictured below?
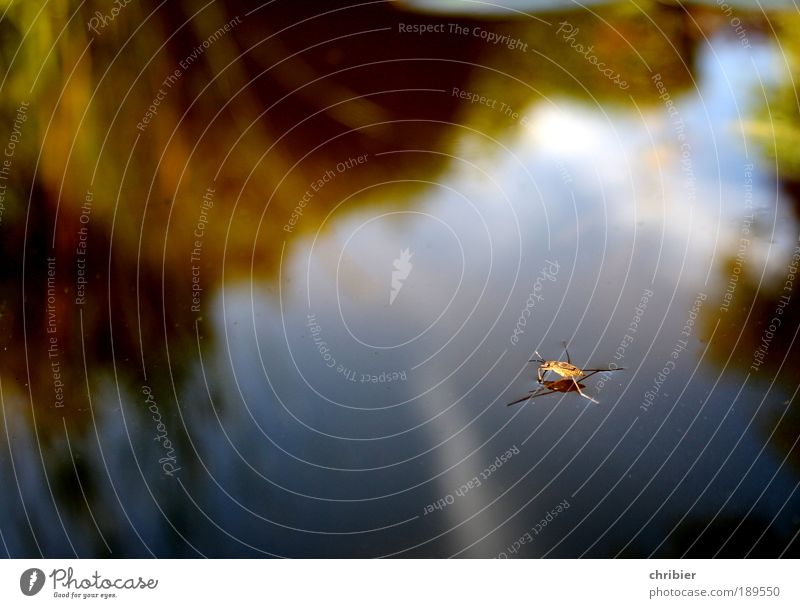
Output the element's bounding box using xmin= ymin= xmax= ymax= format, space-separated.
xmin=507 ymin=342 xmax=623 ymax=406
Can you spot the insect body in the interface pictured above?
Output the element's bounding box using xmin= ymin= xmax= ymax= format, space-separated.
xmin=507 ymin=342 xmax=623 ymax=406
xmin=535 ymin=359 xmax=583 ymax=383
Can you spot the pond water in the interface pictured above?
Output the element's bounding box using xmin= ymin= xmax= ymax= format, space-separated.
xmin=2 ymin=0 xmax=799 ymax=558
xmin=204 ymin=35 xmax=797 ymax=557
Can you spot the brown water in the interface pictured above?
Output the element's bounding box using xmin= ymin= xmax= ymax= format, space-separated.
xmin=1 ymin=0 xmax=799 ymax=557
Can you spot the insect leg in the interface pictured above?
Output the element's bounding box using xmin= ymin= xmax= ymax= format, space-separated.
xmin=571 ymin=377 xmax=599 ymax=404
xmin=507 ymin=392 xmax=534 ymax=407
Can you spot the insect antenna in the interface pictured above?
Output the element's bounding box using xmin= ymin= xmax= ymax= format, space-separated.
xmin=528 ymin=350 xmax=545 ymax=363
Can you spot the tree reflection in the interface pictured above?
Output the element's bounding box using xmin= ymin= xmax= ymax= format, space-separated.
xmin=0 ymin=0 xmax=704 ymax=433
xmin=0 ymin=0 xmax=796 ymax=557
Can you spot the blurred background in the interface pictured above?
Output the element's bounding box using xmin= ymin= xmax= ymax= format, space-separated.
xmin=1 ymin=0 xmax=800 ymax=557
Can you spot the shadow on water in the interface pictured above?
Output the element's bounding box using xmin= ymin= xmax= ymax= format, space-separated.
xmin=1 ymin=0 xmax=799 ymax=556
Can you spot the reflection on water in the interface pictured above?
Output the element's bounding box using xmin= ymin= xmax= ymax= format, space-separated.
xmin=1 ymin=0 xmax=800 ymax=557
